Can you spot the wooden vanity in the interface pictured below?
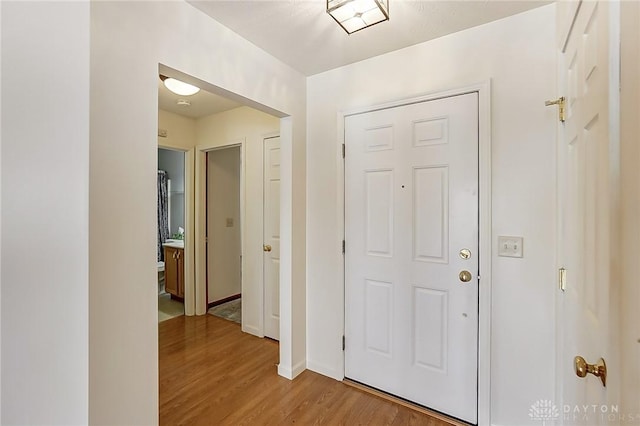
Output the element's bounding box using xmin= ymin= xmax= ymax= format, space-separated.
xmin=163 ymin=241 xmax=184 ymax=300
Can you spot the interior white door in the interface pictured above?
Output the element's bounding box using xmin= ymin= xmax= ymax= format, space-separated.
xmin=345 ymin=93 xmax=479 ymax=423
xmin=263 ymin=136 xmax=281 ymax=340
xmin=557 ymin=1 xmax=616 ymax=423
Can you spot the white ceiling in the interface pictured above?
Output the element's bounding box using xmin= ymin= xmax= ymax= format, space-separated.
xmin=188 ymin=0 xmax=551 ymax=76
xmin=158 ymin=78 xmax=243 ymax=119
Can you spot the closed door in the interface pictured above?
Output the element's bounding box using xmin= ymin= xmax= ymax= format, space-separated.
xmin=557 ymin=1 xmax=616 ymax=422
xmin=345 ymin=93 xmax=479 ymax=423
xmin=264 ymin=136 xmax=281 ymax=340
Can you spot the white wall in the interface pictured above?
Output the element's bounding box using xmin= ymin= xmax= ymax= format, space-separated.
xmin=158 ymin=149 xmax=186 ymax=193
xmin=89 ymin=2 xmax=306 ymax=423
xmin=158 ymin=109 xmax=196 ymax=151
xmin=1 ymin=2 xmax=89 ymax=424
xmin=306 ymin=5 xmax=557 ymax=425
xmin=207 ymin=146 xmax=241 ymax=303
xmin=196 ymin=106 xmax=280 ymax=336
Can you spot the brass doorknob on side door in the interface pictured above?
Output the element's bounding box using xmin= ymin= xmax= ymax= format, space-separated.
xmin=574 ymin=356 xmax=607 ymax=387
xmin=459 ymin=270 xmax=472 ymax=282
xmin=263 ymin=244 xmax=272 ymax=252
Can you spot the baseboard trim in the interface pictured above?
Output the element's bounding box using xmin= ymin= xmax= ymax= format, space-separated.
xmin=242 ymin=324 xmax=262 ymax=338
xmin=277 ymin=360 xmax=306 ymax=380
xmin=292 ymin=360 xmax=306 ymax=377
xmin=306 ymin=360 xmax=343 ymax=381
xmin=207 ymin=293 xmax=240 ymax=310
xmin=343 ymin=379 xmax=470 ymax=426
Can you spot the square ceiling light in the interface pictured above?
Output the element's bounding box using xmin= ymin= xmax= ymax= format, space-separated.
xmin=327 ymin=0 xmax=389 ymax=34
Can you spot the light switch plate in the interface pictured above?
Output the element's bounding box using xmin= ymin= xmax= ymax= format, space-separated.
xmin=498 ymin=236 xmax=523 ymax=258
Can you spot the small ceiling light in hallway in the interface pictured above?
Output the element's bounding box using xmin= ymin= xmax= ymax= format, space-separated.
xmin=160 ymin=75 xmax=200 ymax=96
xmin=327 ymin=0 xmax=389 ymax=34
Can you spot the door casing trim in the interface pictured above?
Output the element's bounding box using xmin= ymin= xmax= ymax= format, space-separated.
xmin=337 ymin=81 xmax=492 ymax=425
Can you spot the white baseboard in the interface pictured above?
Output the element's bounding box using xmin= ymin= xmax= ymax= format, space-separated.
xmin=277 ymin=359 xmax=306 ymax=379
xmin=241 ymin=324 xmax=262 ymax=338
xmin=306 ymin=360 xmax=343 ymax=381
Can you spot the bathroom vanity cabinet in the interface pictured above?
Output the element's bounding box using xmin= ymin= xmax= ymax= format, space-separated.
xmin=164 ymin=245 xmax=184 ymax=299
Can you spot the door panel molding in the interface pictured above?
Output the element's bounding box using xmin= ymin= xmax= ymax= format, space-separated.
xmin=337 ymin=81 xmax=492 ymax=425
xmin=264 ymin=135 xmax=282 ymax=340
xmin=556 ymin=0 xmax=621 ymax=421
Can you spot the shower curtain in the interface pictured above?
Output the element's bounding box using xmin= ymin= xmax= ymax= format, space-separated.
xmin=157 ymin=170 xmax=169 ymax=262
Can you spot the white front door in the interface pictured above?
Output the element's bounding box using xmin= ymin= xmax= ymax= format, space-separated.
xmin=263 ymin=136 xmax=281 ymax=340
xmin=345 ymin=93 xmax=479 ymax=424
xmin=557 ymin=1 xmax=617 ymax=423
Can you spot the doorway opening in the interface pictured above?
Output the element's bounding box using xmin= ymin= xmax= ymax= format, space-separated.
xmin=156 ymin=66 xmax=285 ymax=337
xmin=157 ymin=147 xmax=187 ymax=322
xmin=156 ymin=66 xmax=305 ymax=423
xmin=205 ymin=145 xmax=243 ymax=325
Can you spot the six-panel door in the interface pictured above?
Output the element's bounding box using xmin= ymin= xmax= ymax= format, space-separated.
xmin=345 ymin=93 xmax=479 ymax=423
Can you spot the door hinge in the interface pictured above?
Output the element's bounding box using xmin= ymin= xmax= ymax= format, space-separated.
xmin=559 ymin=267 xmax=567 ymax=292
xmin=342 ymin=240 xmax=345 ymax=254
xmin=342 ymin=144 xmax=345 ymax=159
xmin=342 ymin=335 xmax=345 ymax=351
xmin=545 ymin=96 xmax=566 ymax=122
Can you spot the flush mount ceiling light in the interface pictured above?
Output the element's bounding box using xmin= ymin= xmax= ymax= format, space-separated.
xmin=327 ymin=0 xmax=389 ymax=34
xmin=159 ymin=75 xmax=200 ymax=96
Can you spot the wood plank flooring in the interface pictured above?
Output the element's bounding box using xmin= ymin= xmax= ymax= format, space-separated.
xmin=159 ymin=314 xmax=452 ymax=425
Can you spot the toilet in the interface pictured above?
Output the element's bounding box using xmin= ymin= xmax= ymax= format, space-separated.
xmin=157 ymin=261 xmax=165 ymax=293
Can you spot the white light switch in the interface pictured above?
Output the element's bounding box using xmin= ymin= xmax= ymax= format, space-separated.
xmin=498 ymin=236 xmax=523 ymax=258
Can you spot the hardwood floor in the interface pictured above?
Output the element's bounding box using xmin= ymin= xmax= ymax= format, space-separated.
xmin=159 ymin=315 xmax=453 ymax=425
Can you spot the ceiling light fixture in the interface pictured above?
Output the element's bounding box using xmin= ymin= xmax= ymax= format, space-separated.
xmin=159 ymin=75 xmax=200 ymax=96
xmin=327 ymin=0 xmax=389 ymax=34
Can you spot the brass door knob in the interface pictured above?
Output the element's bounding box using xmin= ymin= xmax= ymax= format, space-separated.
xmin=263 ymin=244 xmax=272 ymax=252
xmin=459 ymin=270 xmax=472 ymax=282
xmin=574 ymin=356 xmax=607 ymax=387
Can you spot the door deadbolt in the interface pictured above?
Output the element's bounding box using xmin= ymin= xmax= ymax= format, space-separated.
xmin=459 ymin=248 xmax=471 ymax=259
xmin=459 ymin=270 xmax=472 ymax=283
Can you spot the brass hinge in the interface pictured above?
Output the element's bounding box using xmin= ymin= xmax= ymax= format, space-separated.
xmin=559 ymin=267 xmax=567 ymax=292
xmin=342 ymin=144 xmax=346 ymax=159
xmin=342 ymin=335 xmax=345 ymax=350
xmin=545 ymin=96 xmax=566 ymax=122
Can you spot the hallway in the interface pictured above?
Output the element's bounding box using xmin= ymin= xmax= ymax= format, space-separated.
xmin=159 ymin=315 xmax=452 ymax=425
